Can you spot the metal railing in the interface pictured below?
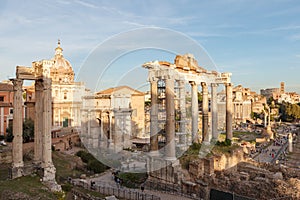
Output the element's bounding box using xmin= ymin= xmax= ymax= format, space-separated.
xmin=73 ymin=180 xmax=160 ymax=200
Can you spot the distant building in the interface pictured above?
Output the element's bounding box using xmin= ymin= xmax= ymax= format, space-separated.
xmin=0 ymin=81 xmax=15 ymax=136
xmin=218 ymin=84 xmax=266 ymax=126
xmin=261 ymin=82 xmax=300 ymax=104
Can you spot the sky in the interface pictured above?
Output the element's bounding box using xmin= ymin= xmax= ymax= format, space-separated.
xmin=0 ymin=0 xmax=300 ymax=93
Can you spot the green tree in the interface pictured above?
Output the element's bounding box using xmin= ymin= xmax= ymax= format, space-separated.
xmin=279 ymin=102 xmax=300 ymax=122
xmin=23 ymin=118 xmax=34 ymax=143
xmin=5 ymin=118 xmax=34 ymax=143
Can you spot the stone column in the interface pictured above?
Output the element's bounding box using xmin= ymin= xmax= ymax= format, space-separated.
xmin=179 ymin=80 xmax=186 ymax=147
xmin=225 ymin=83 xmax=233 ymax=141
xmin=42 ymin=78 xmax=53 ymax=167
xmin=211 ymin=83 xmax=218 ymax=140
xmin=165 ymin=77 xmax=176 ymax=161
xmin=202 ymin=82 xmax=209 ymax=143
xmin=12 ymin=79 xmax=24 ymax=171
xmin=150 ymin=79 xmax=159 ymax=153
xmin=34 ymin=79 xmax=43 ymax=165
xmin=190 ymin=81 xmax=199 ymax=143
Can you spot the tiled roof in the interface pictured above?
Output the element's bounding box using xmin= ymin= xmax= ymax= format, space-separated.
xmin=96 ymin=86 xmax=144 ymax=95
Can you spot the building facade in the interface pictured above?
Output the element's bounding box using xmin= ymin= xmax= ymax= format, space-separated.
xmin=25 ymin=41 xmax=87 ymax=128
xmin=0 ymin=81 xmax=14 ymax=136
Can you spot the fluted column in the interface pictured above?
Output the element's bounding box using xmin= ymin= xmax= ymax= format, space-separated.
xmin=179 ymin=80 xmax=186 ymax=147
xmin=12 ymin=79 xmax=24 ymax=169
xmin=190 ymin=81 xmax=199 ymax=143
xmin=202 ymin=82 xmax=209 ymax=142
xmin=211 ymin=83 xmax=218 ymax=140
xmin=150 ymin=79 xmax=159 ymax=153
xmin=34 ymin=79 xmax=43 ymax=164
xmin=165 ymin=77 xmax=176 ymax=160
xmin=42 ymin=78 xmax=53 ymax=167
xmin=225 ymin=83 xmax=233 ymax=141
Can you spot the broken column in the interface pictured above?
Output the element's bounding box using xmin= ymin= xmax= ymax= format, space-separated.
xmin=190 ymin=81 xmax=199 ymax=143
xmin=225 ymin=83 xmax=233 ymax=141
xmin=211 ymin=83 xmax=218 ymax=140
xmin=202 ymin=82 xmax=209 ymax=143
xmin=11 ymin=78 xmax=24 ymax=178
xmin=165 ymin=77 xmax=176 ymax=161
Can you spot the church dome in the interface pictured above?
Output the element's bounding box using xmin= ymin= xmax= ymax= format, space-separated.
xmin=52 ymin=40 xmax=73 ymax=70
xmin=50 ymin=40 xmax=75 ymax=84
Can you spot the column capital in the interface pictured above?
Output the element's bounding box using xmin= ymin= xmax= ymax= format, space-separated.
xmin=190 ymin=81 xmax=196 ymax=86
xmin=12 ymin=79 xmax=23 ymax=91
xmin=35 ymin=79 xmax=44 ymax=91
xmin=225 ymin=82 xmax=232 ymax=87
xmin=201 ymin=82 xmax=207 ymax=87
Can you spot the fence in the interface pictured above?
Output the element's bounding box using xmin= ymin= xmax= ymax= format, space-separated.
xmin=73 ymin=179 xmax=160 ymax=200
xmin=144 ymin=180 xmax=199 ymax=199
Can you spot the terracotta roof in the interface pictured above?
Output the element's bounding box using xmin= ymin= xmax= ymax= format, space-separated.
xmin=0 ymin=83 xmax=13 ymax=91
xmin=96 ymin=86 xmax=144 ymax=95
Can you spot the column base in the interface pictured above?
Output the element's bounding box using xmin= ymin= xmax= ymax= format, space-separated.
xmin=10 ymin=166 xmax=24 ymax=179
xmin=42 ymin=164 xmax=62 ymax=192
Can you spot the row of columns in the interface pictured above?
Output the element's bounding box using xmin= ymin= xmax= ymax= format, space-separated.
xmin=12 ymin=78 xmax=55 ymax=178
xmin=149 ymin=77 xmax=233 ymax=160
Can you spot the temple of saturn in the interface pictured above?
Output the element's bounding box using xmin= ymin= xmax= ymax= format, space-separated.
xmin=10 ymin=61 xmax=61 ymax=191
xmin=142 ymin=54 xmax=233 ymax=161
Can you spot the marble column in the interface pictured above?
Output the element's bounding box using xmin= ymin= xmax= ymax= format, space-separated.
xmin=165 ymin=77 xmax=176 ymax=160
xmin=12 ymin=79 xmax=24 ymax=169
xmin=34 ymin=79 xmax=43 ymax=164
xmin=42 ymin=78 xmax=53 ymax=167
xmin=179 ymin=80 xmax=186 ymax=147
xmin=225 ymin=83 xmax=233 ymax=141
xmin=150 ymin=79 xmax=159 ymax=153
xmin=190 ymin=81 xmax=199 ymax=143
xmin=211 ymin=83 xmax=218 ymax=140
xmin=202 ymin=82 xmax=209 ymax=142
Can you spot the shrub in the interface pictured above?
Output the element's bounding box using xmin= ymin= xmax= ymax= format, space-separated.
xmin=87 ymin=159 xmax=109 ymax=174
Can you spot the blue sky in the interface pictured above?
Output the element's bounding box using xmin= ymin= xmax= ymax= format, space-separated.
xmin=0 ymin=0 xmax=300 ymax=93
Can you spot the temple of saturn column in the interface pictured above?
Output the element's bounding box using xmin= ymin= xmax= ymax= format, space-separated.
xmin=142 ymin=54 xmax=233 ymax=161
xmin=10 ymin=61 xmax=61 ymax=191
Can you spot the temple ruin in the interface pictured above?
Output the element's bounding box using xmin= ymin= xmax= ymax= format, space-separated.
xmin=10 ymin=61 xmax=61 ymax=191
xmin=143 ymin=53 xmax=233 ymax=159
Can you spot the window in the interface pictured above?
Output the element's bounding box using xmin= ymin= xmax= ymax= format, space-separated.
xmin=0 ymin=96 xmax=4 ymax=102
xmin=9 ymin=108 xmax=13 ymax=114
xmin=64 ymin=92 xmax=67 ymax=100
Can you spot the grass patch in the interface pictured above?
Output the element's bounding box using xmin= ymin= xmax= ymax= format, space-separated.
xmin=0 ymin=175 xmax=57 ymax=199
xmin=52 ymin=151 xmax=84 ymax=183
xmin=179 ymin=143 xmax=202 ymax=170
xmin=212 ymin=143 xmax=240 ymax=155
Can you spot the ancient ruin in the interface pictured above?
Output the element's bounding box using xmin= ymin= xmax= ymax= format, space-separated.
xmin=10 ymin=61 xmax=61 ymax=191
xmin=143 ymin=54 xmax=233 ymax=156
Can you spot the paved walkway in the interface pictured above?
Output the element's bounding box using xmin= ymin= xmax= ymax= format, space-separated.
xmin=254 ymin=136 xmax=288 ymax=163
xmin=88 ymin=171 xmax=193 ymax=200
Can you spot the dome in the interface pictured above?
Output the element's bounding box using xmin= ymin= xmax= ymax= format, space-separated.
xmin=51 ymin=40 xmax=73 ymax=70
